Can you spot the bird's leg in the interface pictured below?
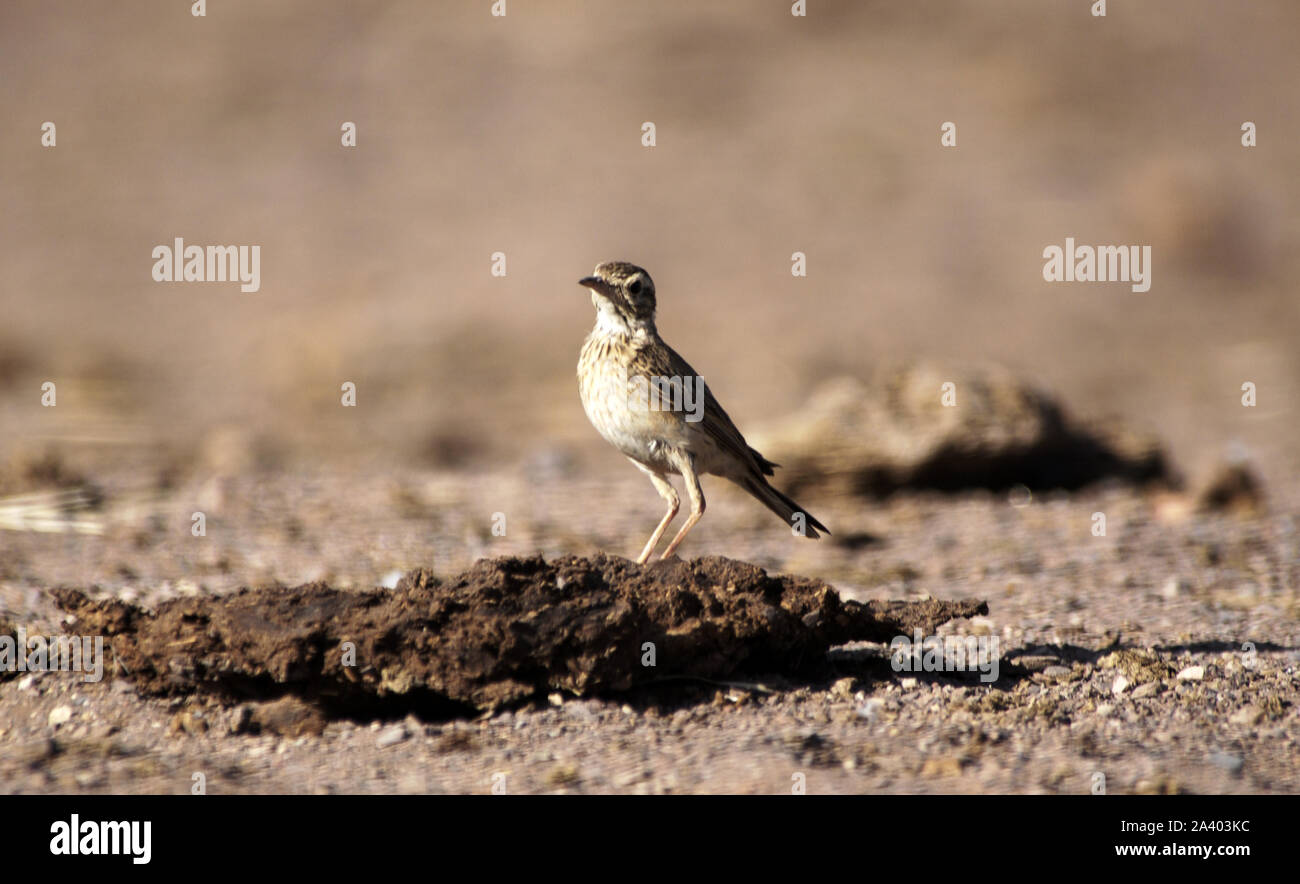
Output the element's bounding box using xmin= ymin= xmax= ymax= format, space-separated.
xmin=633 ymin=463 xmax=679 ymax=565
xmin=660 ymin=456 xmax=705 ymax=560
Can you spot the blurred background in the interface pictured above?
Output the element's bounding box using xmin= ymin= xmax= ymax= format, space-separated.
xmin=0 ymin=0 xmax=1296 ymax=590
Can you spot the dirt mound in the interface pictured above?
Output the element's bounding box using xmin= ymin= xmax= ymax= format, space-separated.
xmin=1195 ymin=460 xmax=1265 ymax=515
xmin=46 ymin=555 xmax=986 ymax=716
xmin=749 ymin=364 xmax=1172 ymax=497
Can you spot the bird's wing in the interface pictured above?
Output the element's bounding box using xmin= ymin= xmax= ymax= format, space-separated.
xmin=651 ymin=341 xmax=769 ymax=476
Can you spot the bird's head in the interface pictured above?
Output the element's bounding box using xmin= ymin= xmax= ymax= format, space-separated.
xmin=579 ymin=261 xmax=656 ymax=330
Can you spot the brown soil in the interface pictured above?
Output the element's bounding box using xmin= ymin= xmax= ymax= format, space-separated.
xmin=44 ymin=556 xmax=986 ymax=720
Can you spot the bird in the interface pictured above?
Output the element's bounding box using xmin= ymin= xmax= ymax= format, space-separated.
xmin=576 ymin=260 xmax=829 ymax=563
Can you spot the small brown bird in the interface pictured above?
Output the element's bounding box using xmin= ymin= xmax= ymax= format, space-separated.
xmin=577 ymin=261 xmax=829 ymax=563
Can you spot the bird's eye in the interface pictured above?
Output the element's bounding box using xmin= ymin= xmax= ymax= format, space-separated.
xmin=627 ymin=279 xmax=642 ymax=296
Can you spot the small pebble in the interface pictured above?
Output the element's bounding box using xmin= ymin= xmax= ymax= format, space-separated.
xmin=858 ymin=698 xmax=885 ymax=721
xmin=1230 ymin=706 xmax=1263 ymax=727
xmin=831 ymin=677 xmax=857 ymax=699
xmin=1208 ymin=752 xmax=1243 ymax=774
xmin=376 ymin=724 xmax=409 ymax=748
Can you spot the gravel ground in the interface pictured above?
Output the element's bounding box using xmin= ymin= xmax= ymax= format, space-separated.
xmin=1 ymin=461 xmax=1296 ymax=795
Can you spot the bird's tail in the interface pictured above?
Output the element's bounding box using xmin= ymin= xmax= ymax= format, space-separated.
xmin=741 ymin=476 xmax=830 ymax=539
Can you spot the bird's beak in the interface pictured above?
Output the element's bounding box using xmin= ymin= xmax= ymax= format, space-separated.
xmin=579 ymin=275 xmax=612 ymax=296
